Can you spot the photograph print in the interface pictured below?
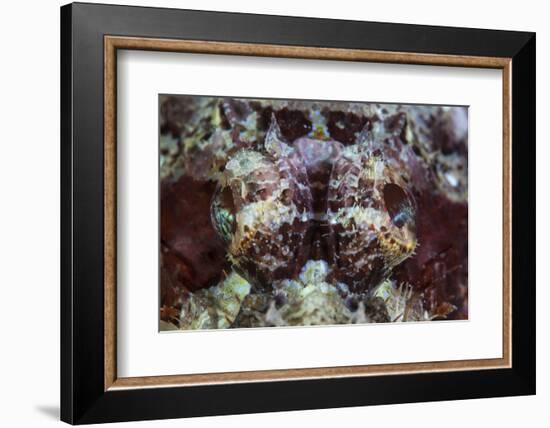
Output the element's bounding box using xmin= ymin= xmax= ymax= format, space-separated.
xmin=159 ymin=95 xmax=468 ymax=331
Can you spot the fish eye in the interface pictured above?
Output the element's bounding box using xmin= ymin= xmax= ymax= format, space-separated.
xmin=383 ymin=182 xmax=413 ymax=229
xmin=392 ymin=212 xmax=408 ymax=228
xmin=211 ymin=186 xmax=236 ymax=244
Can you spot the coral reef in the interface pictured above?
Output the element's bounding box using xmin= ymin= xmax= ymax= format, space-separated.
xmin=159 ymin=95 xmax=468 ymax=329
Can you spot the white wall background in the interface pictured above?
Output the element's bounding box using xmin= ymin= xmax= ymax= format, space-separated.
xmin=0 ymin=0 xmax=546 ymax=426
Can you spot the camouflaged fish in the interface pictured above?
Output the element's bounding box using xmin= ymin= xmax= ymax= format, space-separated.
xmin=160 ymin=96 xmax=468 ymax=328
xmin=211 ymin=114 xmax=417 ymax=294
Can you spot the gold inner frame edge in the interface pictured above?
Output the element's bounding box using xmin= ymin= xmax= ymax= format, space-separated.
xmin=104 ymin=35 xmax=512 ymax=391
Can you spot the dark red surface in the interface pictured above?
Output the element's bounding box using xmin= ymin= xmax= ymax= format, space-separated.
xmin=160 ymin=176 xmax=229 ymax=305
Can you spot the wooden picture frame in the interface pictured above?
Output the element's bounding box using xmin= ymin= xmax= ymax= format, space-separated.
xmin=61 ymin=2 xmax=535 ymax=424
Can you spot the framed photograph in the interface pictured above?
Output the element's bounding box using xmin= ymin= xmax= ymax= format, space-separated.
xmin=60 ymin=2 xmax=535 ymax=424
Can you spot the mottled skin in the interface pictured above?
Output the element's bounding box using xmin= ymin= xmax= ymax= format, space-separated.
xmin=211 ymin=119 xmax=313 ymax=286
xmin=211 ymin=115 xmax=417 ymax=294
xmin=325 ymin=124 xmax=417 ymax=293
